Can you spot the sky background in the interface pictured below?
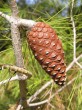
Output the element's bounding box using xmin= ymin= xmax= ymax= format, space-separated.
xmin=26 ymin=0 xmax=35 ymax=4
xmin=16 ymin=0 xmax=81 ymax=6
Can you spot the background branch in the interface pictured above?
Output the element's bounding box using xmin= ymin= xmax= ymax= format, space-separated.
xmin=71 ymin=0 xmax=76 ymax=60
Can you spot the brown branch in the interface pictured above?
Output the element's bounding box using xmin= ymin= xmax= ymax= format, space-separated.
xmin=10 ymin=0 xmax=19 ymax=17
xmin=0 ymin=64 xmax=32 ymax=78
xmin=0 ymin=4 xmax=35 ymax=109
xmin=10 ymin=0 xmax=27 ymax=108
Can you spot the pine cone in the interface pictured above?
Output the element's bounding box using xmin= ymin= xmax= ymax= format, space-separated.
xmin=27 ymin=22 xmax=66 ymax=86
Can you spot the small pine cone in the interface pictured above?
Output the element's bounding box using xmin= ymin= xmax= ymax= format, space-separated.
xmin=27 ymin=22 xmax=66 ymax=86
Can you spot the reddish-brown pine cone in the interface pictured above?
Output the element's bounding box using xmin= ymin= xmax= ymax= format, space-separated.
xmin=27 ymin=22 xmax=66 ymax=86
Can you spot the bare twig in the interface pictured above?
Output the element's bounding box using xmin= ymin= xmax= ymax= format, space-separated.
xmin=18 ymin=18 xmax=36 ymax=28
xmin=75 ymin=61 xmax=82 ymax=69
xmin=0 ymin=64 xmax=32 ymax=78
xmin=74 ymin=83 xmax=82 ymax=90
xmin=46 ymin=82 xmax=54 ymax=110
xmin=66 ymin=54 xmax=82 ymax=72
xmin=16 ymin=105 xmax=22 ymax=110
xmin=70 ymin=0 xmax=76 ymax=60
xmin=27 ymin=80 xmax=53 ymax=103
xmin=27 ymin=54 xmax=82 ymax=104
xmin=27 ymin=73 xmax=82 ymax=107
xmin=0 ymin=12 xmax=36 ymax=28
xmin=0 ymin=11 xmax=11 ymax=23
xmin=0 ymin=76 xmax=18 ymax=86
xmin=47 ymin=103 xmax=55 ymax=109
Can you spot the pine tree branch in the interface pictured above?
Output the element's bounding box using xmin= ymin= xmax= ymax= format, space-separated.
xmin=27 ymin=73 xmax=82 ymax=107
xmin=66 ymin=54 xmax=82 ymax=71
xmin=10 ymin=0 xmax=19 ymax=17
xmin=75 ymin=61 xmax=82 ymax=69
xmin=27 ymin=80 xmax=53 ymax=103
xmin=26 ymin=54 xmax=82 ymax=104
xmin=0 ymin=12 xmax=36 ymax=28
xmin=0 ymin=1 xmax=35 ymax=109
xmin=70 ymin=0 xmax=76 ymax=60
xmin=0 ymin=64 xmax=32 ymax=78
xmin=0 ymin=74 xmax=28 ymax=86
xmin=0 ymin=76 xmax=18 ymax=86
xmin=18 ymin=18 xmax=36 ymax=28
xmin=0 ymin=11 xmax=11 ymax=23
xmin=9 ymin=0 xmax=28 ymax=108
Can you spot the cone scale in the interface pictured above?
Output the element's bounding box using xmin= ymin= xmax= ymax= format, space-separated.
xmin=27 ymin=22 xmax=66 ymax=86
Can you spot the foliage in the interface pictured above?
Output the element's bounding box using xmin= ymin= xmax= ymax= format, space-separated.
xmin=0 ymin=0 xmax=82 ymax=110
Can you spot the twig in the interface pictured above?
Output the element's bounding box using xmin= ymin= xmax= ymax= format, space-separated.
xmin=0 ymin=11 xmax=11 ymax=23
xmin=74 ymin=83 xmax=82 ymax=90
xmin=0 ymin=64 xmax=32 ymax=78
xmin=66 ymin=60 xmax=75 ymax=72
xmin=0 ymin=74 xmax=29 ymax=86
xmin=18 ymin=18 xmax=36 ymax=28
xmin=16 ymin=104 xmax=22 ymax=110
xmin=46 ymin=82 xmax=54 ymax=110
xmin=28 ymin=73 xmax=82 ymax=107
xmin=0 ymin=11 xmax=36 ymax=28
xmin=27 ymin=80 xmax=53 ymax=103
xmin=47 ymin=103 xmax=55 ymax=109
xmin=0 ymin=76 xmax=18 ymax=86
xmin=66 ymin=54 xmax=82 ymax=72
xmin=27 ymin=54 xmax=82 ymax=104
xmin=70 ymin=0 xmax=76 ymax=60
xmin=75 ymin=61 xmax=82 ymax=69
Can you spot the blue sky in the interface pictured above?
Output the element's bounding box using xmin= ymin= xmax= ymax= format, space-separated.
xmin=16 ymin=0 xmax=35 ymax=5
xmin=16 ymin=0 xmax=81 ymax=6
xmin=26 ymin=0 xmax=35 ymax=5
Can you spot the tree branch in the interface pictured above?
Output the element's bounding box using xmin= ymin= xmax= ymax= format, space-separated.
xmin=9 ymin=0 xmax=27 ymax=108
xmin=0 ymin=76 xmax=18 ymax=86
xmin=0 ymin=12 xmax=36 ymax=28
xmin=10 ymin=0 xmax=19 ymax=17
xmin=75 ymin=61 xmax=82 ymax=69
xmin=27 ymin=80 xmax=53 ymax=103
xmin=18 ymin=18 xmax=36 ymax=28
xmin=27 ymin=73 xmax=82 ymax=107
xmin=70 ymin=0 xmax=76 ymax=60
xmin=0 ymin=64 xmax=32 ymax=78
xmin=66 ymin=54 xmax=82 ymax=72
xmin=26 ymin=54 xmax=82 ymax=104
xmin=0 ymin=11 xmax=11 ymax=23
